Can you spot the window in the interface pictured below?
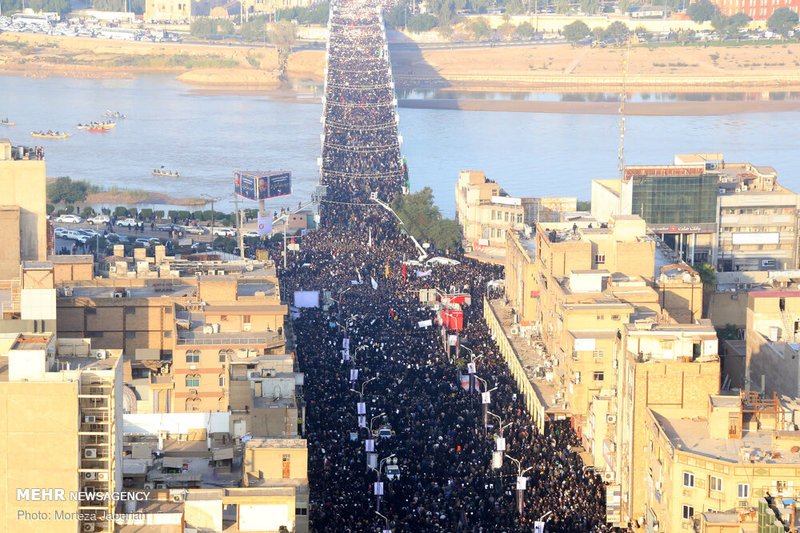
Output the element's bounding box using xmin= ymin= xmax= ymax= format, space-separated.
xmin=596 ymin=315 xmax=604 ymax=320
xmin=185 ymin=375 xmax=200 ymax=387
xmin=87 ymin=331 xmax=103 ymax=338
xmin=185 ymin=350 xmax=200 ymax=363
xmin=125 ymin=331 xmax=136 ymax=339
xmin=164 ymin=331 xmax=172 ymax=338
xmin=126 ymin=307 xmax=136 ymax=315
xmin=243 ymin=315 xmax=251 ymax=324
xmin=593 ymin=350 xmax=604 ymax=359
xmin=776 ymin=481 xmax=788 ymax=493
xmin=221 ymin=315 xmax=228 ymax=321
xmin=738 ymin=483 xmax=749 ymax=499
xmin=164 ymin=307 xmax=172 ymax=314
xmin=611 ymin=315 xmax=620 ymax=321
xmin=219 ymin=375 xmax=225 ymax=387
xmin=683 ymin=472 xmax=695 ymax=488
xmin=219 ymin=350 xmax=227 ymax=363
xmin=295 ymin=507 xmax=308 ymax=516
xmin=682 ymin=505 xmax=694 ymax=520
xmin=593 ymin=371 xmax=604 ymax=381
xmin=595 ymin=254 xmax=606 ymax=264
xmin=87 ymin=308 xmax=97 ymax=315
xmin=709 ymin=475 xmax=722 ymax=492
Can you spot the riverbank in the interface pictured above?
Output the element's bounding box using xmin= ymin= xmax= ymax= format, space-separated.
xmin=399 ymin=97 xmax=800 ymax=115
xmin=45 ymin=178 xmax=207 ymax=206
xmin=3 ymin=32 xmax=800 ymax=94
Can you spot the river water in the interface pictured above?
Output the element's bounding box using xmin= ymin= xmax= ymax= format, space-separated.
xmin=2 ymin=74 xmax=799 ymax=217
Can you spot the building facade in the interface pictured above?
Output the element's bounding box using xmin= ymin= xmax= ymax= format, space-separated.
xmin=714 ymin=0 xmax=800 ymax=20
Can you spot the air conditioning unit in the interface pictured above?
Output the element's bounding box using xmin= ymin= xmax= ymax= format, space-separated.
xmin=83 ymin=524 xmax=95 ymax=532
xmin=143 ymin=482 xmax=155 ymax=490
xmin=243 ymin=323 xmax=252 ymax=332
xmin=97 ymin=473 xmax=109 ymax=481
xmin=510 ymin=324 xmax=520 ymax=335
xmin=84 ymin=472 xmax=97 ymax=480
xmin=248 ymin=371 xmax=260 ymax=379
xmin=113 ymin=291 xmax=125 ymax=298
xmin=262 ymin=369 xmax=273 ymax=377
xmin=606 ymin=415 xmax=617 ymax=424
xmin=603 ymin=471 xmax=615 ymax=482
xmin=94 ymin=350 xmax=107 ymax=360
xmin=573 ymin=372 xmax=581 ymax=384
xmin=109 ymin=266 xmax=117 ymax=273
xmin=63 ymin=287 xmax=74 ymax=297
xmin=84 ymin=449 xmax=97 ymax=459
xmin=84 ymin=416 xmax=97 ymax=423
xmin=738 ymin=500 xmax=748 ymax=508
xmin=171 ymin=493 xmax=185 ymax=503
xmin=189 ymin=389 xmax=198 ymax=395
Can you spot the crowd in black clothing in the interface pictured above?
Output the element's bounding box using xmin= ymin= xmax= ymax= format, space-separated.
xmin=270 ymin=1 xmax=614 ymax=531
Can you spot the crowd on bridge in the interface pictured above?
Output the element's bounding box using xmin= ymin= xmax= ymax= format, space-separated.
xmin=268 ymin=0 xmax=614 ymax=531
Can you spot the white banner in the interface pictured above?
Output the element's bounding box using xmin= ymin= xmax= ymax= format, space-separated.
xmin=496 ymin=437 xmax=506 ymax=452
xmin=293 ymin=291 xmax=320 ymax=308
xmin=371 ymin=277 xmax=378 ymax=290
xmin=517 ymin=476 xmax=527 ymax=490
xmin=343 ymin=338 xmax=350 ymax=350
xmin=416 ymin=270 xmax=432 ymax=277
xmin=365 ymin=439 xmax=375 ymax=452
xmin=351 ymin=369 xmax=359 ymax=381
xmin=482 ymin=392 xmax=491 ymax=404
xmin=374 ymin=482 xmax=384 ymax=496
xmin=357 ymin=402 xmax=366 ymax=415
xmin=257 ymin=213 xmax=272 ymax=235
xmin=417 ymin=319 xmax=433 ymax=328
xmin=358 ymin=415 xmax=366 ymax=428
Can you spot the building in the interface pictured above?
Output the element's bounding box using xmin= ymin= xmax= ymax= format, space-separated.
xmin=1 ymin=333 xmax=123 ymax=533
xmin=714 ymin=0 xmax=799 ymax=20
xmin=0 ymin=140 xmax=47 ymax=280
xmin=240 ymin=0 xmax=315 ymax=17
xmin=745 ymin=284 xmax=800 ymax=396
xmin=455 ymin=170 xmax=576 ymax=259
xmin=145 ymin=0 xmax=227 ymax=22
xmin=592 ymin=153 xmax=800 ymax=272
xmin=643 ymin=392 xmax=800 ymax=533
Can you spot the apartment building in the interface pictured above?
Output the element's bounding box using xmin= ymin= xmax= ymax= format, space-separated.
xmin=0 ymin=139 xmax=48 ymax=280
xmin=745 ymin=285 xmax=800 ymax=397
xmin=1 ymin=333 xmax=123 ymax=533
xmin=455 ymin=170 xmax=576 ymax=257
xmin=644 ymin=392 xmax=800 ymax=533
xmin=713 ymin=0 xmax=800 ymax=20
xmin=612 ymin=320 xmax=721 ymax=528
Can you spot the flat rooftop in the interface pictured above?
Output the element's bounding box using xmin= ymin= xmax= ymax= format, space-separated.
xmin=245 ymin=437 xmax=307 ymax=449
xmin=66 ymin=283 xmax=196 ymax=299
xmin=652 ymin=410 xmax=800 ymax=464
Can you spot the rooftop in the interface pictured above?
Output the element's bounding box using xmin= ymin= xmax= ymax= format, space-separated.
xmin=651 ymin=409 xmax=800 ymax=464
xmin=244 ymin=437 xmax=307 ymax=449
xmin=65 ymin=282 xmax=196 ymax=299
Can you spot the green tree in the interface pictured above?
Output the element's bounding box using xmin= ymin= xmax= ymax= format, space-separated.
xmin=618 ymin=0 xmax=634 ymax=14
xmin=384 ymin=0 xmax=409 ymax=27
xmin=516 ymin=21 xmax=535 ymax=38
xmin=675 ymin=28 xmax=696 ymax=43
xmin=497 ymin=21 xmax=515 ymax=37
xmin=276 ymin=2 xmax=329 ymax=24
xmin=47 ymin=177 xmax=90 ymax=204
xmin=470 ymin=17 xmax=491 ymax=39
xmin=555 ymin=0 xmax=570 ymax=13
xmin=767 ymin=6 xmax=799 ymax=37
xmin=604 ymin=20 xmax=630 ymax=41
xmin=563 ymin=20 xmax=590 ymax=44
xmin=426 ymin=0 xmax=467 ymax=26
xmin=190 ymin=17 xmax=216 ymax=39
xmin=391 ymin=188 xmax=462 ymax=252
xmin=240 ymin=16 xmax=269 ymax=41
xmin=716 ymin=323 xmax=740 ymax=341
xmin=28 ymin=0 xmax=70 ymax=14
xmin=686 ymin=0 xmax=716 ymax=22
xmin=576 ymin=200 xmax=591 ymax=211
xmin=407 ymin=13 xmax=438 ymax=32
xmin=579 ymin=0 xmax=600 ymax=14
xmin=591 ymin=26 xmax=605 ymax=41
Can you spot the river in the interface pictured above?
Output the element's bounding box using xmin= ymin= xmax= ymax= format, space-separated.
xmin=3 ymin=74 xmax=800 ymax=217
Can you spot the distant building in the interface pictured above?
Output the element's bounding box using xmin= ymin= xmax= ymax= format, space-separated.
xmin=455 ymin=170 xmax=576 ymax=259
xmin=592 ymin=153 xmax=800 ymax=272
xmin=0 ymin=140 xmax=47 ymax=280
xmin=714 ymin=0 xmax=800 ymax=20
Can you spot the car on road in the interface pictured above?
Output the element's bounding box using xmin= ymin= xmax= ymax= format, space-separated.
xmin=54 ymin=227 xmax=69 ymax=238
xmin=181 ymin=225 xmax=206 ymax=235
xmin=374 ymin=425 xmax=394 ymax=439
xmin=243 ymin=231 xmax=260 ymax=239
xmin=87 ymin=214 xmax=110 ymax=225
xmin=134 ymin=237 xmax=156 ymax=246
xmin=77 ymin=229 xmax=99 ymax=237
xmin=157 ymin=223 xmax=177 ymax=232
xmin=116 ymin=218 xmax=139 ymax=228
xmin=213 ymin=227 xmax=237 ymax=237
xmin=55 ymin=214 xmax=82 ymax=223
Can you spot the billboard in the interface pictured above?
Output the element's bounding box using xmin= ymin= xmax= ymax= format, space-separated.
xmin=234 ymin=172 xmax=257 ymax=200
xmin=235 ymin=171 xmax=292 ymax=200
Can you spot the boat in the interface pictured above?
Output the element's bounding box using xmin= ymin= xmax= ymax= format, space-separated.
xmin=104 ymin=111 xmax=126 ymax=119
xmin=88 ymin=127 xmax=110 ymax=133
xmin=0 ymin=120 xmax=13 ymax=127
xmin=76 ymin=123 xmax=92 ymax=130
xmin=152 ymin=167 xmax=179 ymax=178
xmin=31 ymin=131 xmax=71 ymax=139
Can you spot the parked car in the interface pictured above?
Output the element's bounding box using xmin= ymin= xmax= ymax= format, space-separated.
xmin=77 ymin=229 xmax=99 ymax=237
xmin=116 ymin=218 xmax=139 ymax=228
xmin=157 ymin=223 xmax=177 ymax=232
xmin=181 ymin=225 xmax=206 ymax=235
xmin=385 ymin=464 xmax=401 ymax=480
xmin=55 ymin=214 xmax=82 ymax=223
xmin=54 ymin=227 xmax=69 ymax=238
xmin=243 ymin=231 xmax=260 ymax=238
xmin=87 ymin=214 xmax=110 ymax=225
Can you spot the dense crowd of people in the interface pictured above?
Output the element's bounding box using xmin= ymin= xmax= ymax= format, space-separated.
xmin=270 ymin=0 xmax=614 ymax=531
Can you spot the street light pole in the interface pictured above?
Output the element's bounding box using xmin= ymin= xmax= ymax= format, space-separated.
xmin=374 ymin=453 xmax=396 ymax=514
xmin=375 ymin=510 xmax=390 ymax=533
xmin=350 ymin=376 xmax=377 ymax=401
xmin=475 ymin=375 xmax=497 ymax=434
xmin=505 ymin=454 xmax=533 ymax=516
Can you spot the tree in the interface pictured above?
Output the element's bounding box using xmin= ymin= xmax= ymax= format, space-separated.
xmin=675 ymin=28 xmax=696 ymax=43
xmin=190 ymin=18 xmax=216 ymax=39
xmin=591 ymin=26 xmax=605 ymax=41
xmin=618 ymin=0 xmax=634 ymax=14
xmin=240 ymin=16 xmax=268 ymax=41
xmin=686 ymin=0 xmax=716 ymax=22
xmin=555 ymin=0 xmax=570 ymax=14
xmin=470 ymin=17 xmax=491 ymax=40
xmin=604 ymin=20 xmax=630 ymax=41
xmin=47 ymin=177 xmax=91 ymax=204
xmin=767 ymin=7 xmax=799 ymax=37
xmin=391 ymin=188 xmax=462 ymax=253
xmin=28 ymin=0 xmax=70 ymax=14
xmin=563 ymin=20 xmax=590 ymax=44
xmin=407 ymin=13 xmax=438 ymax=32
xmin=426 ymin=0 xmax=467 ymax=26
xmin=516 ymin=21 xmax=535 ymax=38
xmin=497 ymin=21 xmax=515 ymax=37
xmin=579 ymin=0 xmax=600 ymax=14
xmin=384 ymin=0 xmax=408 ymax=27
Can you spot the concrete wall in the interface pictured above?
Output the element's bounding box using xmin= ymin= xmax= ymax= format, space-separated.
xmin=0 ymin=156 xmax=47 ymax=277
